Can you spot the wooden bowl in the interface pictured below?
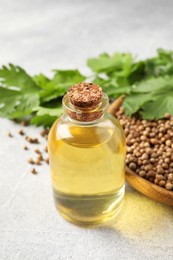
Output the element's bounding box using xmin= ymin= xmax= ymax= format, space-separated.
xmin=108 ymin=97 xmax=173 ymax=206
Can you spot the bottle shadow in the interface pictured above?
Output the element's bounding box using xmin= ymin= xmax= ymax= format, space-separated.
xmin=99 ymin=184 xmax=173 ymax=239
xmin=76 ymin=186 xmax=173 ymax=258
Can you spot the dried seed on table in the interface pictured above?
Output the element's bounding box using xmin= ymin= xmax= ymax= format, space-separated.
xmin=25 ymin=136 xmax=31 ymax=143
xmin=37 ymin=154 xmax=43 ymax=161
xmin=28 ymin=158 xmax=34 ymax=164
xmin=31 ymin=138 xmax=39 ymax=144
xmin=8 ymin=132 xmax=13 ymax=137
xmin=45 ymin=158 xmax=49 ymax=164
xmin=40 ymin=129 xmax=47 ymax=137
xmin=34 ymin=148 xmax=41 ymax=154
xmin=23 ymin=145 xmax=28 ymax=150
xmin=18 ymin=129 xmax=25 ymax=135
xmin=21 ymin=120 xmax=29 ymax=126
xmin=44 ymin=146 xmax=48 ymax=153
xmin=25 ymin=136 xmax=39 ymax=144
xmin=31 ymin=168 xmax=37 ymax=174
xmin=35 ymin=159 xmax=41 ymax=165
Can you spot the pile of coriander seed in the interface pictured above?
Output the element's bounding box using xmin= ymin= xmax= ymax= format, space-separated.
xmin=116 ymin=108 xmax=173 ymax=191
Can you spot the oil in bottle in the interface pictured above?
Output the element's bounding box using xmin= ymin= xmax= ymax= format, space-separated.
xmin=48 ymin=83 xmax=126 ymax=226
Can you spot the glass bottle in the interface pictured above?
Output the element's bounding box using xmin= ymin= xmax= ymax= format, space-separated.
xmin=48 ymin=83 xmax=126 ymax=226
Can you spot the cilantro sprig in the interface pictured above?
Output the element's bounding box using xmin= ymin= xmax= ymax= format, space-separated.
xmin=0 ymin=49 xmax=173 ymax=127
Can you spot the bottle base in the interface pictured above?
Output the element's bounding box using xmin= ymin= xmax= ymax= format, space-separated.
xmin=53 ymin=186 xmax=125 ymax=227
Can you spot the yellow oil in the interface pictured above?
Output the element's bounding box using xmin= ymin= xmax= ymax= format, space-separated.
xmin=48 ymin=114 xmax=126 ymax=226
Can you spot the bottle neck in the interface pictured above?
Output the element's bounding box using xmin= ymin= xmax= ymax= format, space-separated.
xmin=62 ymin=92 xmax=109 ymax=123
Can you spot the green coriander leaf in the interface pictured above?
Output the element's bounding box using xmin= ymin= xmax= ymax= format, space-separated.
xmin=53 ymin=69 xmax=86 ymax=85
xmin=123 ymin=93 xmax=154 ymax=115
xmin=1 ymin=48 xmax=173 ymax=126
xmin=33 ymin=74 xmax=51 ymax=89
xmin=145 ymin=49 xmax=173 ymax=77
xmin=123 ymin=76 xmax=173 ymax=118
xmin=31 ymin=114 xmax=57 ymax=127
xmin=0 ymin=64 xmax=40 ymax=119
xmin=157 ymin=48 xmax=173 ymax=63
xmin=87 ymin=53 xmax=133 ymax=75
xmin=51 ymin=69 xmax=86 ymax=96
xmin=140 ymin=95 xmax=173 ymax=119
xmin=34 ymin=106 xmax=63 ymax=117
xmin=31 ymin=106 xmax=63 ymax=127
xmin=0 ymin=87 xmax=39 ymax=119
xmin=33 ymin=70 xmax=86 ymax=103
xmin=94 ymin=77 xmax=130 ymax=98
xmin=33 ymin=74 xmax=58 ymax=102
xmin=0 ymin=64 xmax=40 ymax=118
xmin=128 ymin=61 xmax=145 ymax=84
xmin=0 ymin=64 xmax=39 ymax=91
xmin=131 ymin=76 xmax=173 ymax=93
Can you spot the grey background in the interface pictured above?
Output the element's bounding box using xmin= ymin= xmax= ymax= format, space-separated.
xmin=0 ymin=0 xmax=173 ymax=259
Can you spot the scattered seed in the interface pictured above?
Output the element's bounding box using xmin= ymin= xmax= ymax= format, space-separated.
xmin=25 ymin=136 xmax=31 ymax=142
xmin=35 ymin=159 xmax=41 ymax=165
xmin=25 ymin=136 xmax=39 ymax=144
xmin=45 ymin=157 xmax=49 ymax=164
xmin=28 ymin=158 xmax=34 ymax=164
xmin=8 ymin=132 xmax=13 ymax=137
xmin=21 ymin=120 xmax=29 ymax=126
xmin=23 ymin=145 xmax=28 ymax=150
xmin=37 ymin=154 xmax=43 ymax=161
xmin=31 ymin=168 xmax=37 ymax=174
xmin=44 ymin=146 xmax=48 ymax=153
xmin=34 ymin=148 xmax=41 ymax=154
xmin=18 ymin=129 xmax=25 ymax=135
xmin=40 ymin=129 xmax=49 ymax=137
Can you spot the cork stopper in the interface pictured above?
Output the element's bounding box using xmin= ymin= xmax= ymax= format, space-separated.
xmin=63 ymin=83 xmax=108 ymax=122
xmin=67 ymin=82 xmax=103 ymax=109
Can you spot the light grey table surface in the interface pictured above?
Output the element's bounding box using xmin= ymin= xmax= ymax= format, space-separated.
xmin=0 ymin=0 xmax=173 ymax=259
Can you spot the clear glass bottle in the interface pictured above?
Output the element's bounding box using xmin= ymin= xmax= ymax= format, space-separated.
xmin=48 ymin=83 xmax=126 ymax=226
